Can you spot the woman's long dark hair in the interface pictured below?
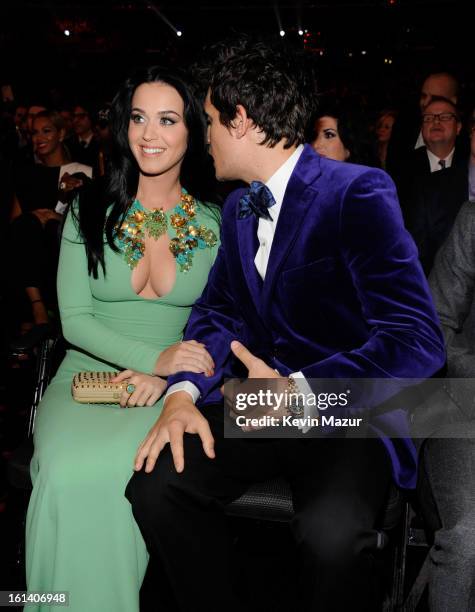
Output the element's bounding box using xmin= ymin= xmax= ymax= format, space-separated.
xmin=74 ymin=66 xmax=217 ymax=278
xmin=310 ymin=100 xmax=379 ymax=167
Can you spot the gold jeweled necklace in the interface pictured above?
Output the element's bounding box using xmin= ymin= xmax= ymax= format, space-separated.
xmin=114 ymin=192 xmax=217 ymax=272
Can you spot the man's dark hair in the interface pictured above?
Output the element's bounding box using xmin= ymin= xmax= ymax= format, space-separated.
xmin=200 ymin=35 xmax=317 ymax=149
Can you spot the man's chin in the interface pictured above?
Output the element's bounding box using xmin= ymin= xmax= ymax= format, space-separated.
xmin=215 ymin=170 xmax=238 ymax=183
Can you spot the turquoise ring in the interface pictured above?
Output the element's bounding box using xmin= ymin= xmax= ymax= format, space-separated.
xmin=126 ymin=383 xmax=136 ymax=394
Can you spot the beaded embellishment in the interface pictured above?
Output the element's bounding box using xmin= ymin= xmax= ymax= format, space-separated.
xmin=114 ymin=192 xmax=217 ymax=272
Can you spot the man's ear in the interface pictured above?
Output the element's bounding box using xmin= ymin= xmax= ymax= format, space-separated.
xmin=230 ymin=104 xmax=252 ymax=139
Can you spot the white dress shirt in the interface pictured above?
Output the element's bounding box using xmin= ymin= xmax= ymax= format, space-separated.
xmin=166 ymin=145 xmax=311 ymax=417
xmin=426 ymin=147 xmax=455 ymax=173
xmin=415 ymin=130 xmax=425 ymax=150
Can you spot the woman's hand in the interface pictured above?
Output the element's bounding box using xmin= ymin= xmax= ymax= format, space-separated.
xmin=32 ymin=208 xmax=61 ymax=225
xmin=59 ymin=172 xmax=84 ymax=193
xmin=154 ymin=340 xmax=215 ymax=377
xmin=111 ymin=370 xmax=167 ymax=408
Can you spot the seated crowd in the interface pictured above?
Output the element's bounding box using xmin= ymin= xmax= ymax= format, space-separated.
xmin=1 ymin=37 xmax=475 ymax=612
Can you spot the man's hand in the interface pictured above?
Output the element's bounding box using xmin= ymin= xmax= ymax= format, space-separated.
xmin=134 ymin=391 xmax=215 ymax=473
xmin=230 ymin=340 xmax=280 ymax=378
xmin=228 ymin=341 xmax=288 ymax=431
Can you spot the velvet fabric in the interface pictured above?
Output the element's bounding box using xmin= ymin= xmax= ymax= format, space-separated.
xmin=169 ymin=144 xmax=445 ymax=488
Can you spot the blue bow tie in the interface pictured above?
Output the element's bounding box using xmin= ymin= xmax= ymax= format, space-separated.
xmin=238 ymin=181 xmax=276 ymax=221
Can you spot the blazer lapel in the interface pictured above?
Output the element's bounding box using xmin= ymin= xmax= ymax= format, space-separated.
xmin=261 ymin=145 xmax=322 ymax=311
xmin=236 ymin=212 xmax=263 ymax=304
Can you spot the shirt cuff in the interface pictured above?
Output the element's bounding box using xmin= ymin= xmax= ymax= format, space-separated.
xmin=165 ymin=381 xmax=200 ymax=404
xmin=290 ymin=371 xmax=315 ymax=433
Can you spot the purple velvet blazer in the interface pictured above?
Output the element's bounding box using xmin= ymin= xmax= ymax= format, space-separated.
xmin=169 ymin=144 xmax=445 ymax=488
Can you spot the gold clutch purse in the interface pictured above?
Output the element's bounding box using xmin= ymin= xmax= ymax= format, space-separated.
xmin=71 ymin=371 xmax=127 ymax=404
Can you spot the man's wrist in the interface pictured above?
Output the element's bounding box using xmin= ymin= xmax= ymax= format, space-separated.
xmin=165 ymin=382 xmax=200 ymax=404
xmin=286 ymin=376 xmax=305 ymax=416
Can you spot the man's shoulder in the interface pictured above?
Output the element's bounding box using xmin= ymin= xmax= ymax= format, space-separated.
xmin=318 ymin=157 xmax=393 ymax=191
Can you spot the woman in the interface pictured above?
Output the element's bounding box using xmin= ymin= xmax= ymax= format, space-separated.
xmin=10 ymin=110 xmax=92 ymax=326
xmin=375 ymin=109 xmax=397 ymax=169
xmin=311 ymin=104 xmax=378 ymax=166
xmin=25 ymin=67 xmax=220 ymax=612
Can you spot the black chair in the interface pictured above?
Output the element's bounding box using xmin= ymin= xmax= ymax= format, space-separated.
xmin=226 ymin=477 xmax=408 ymax=611
xmin=6 ymin=324 xmax=62 ymax=573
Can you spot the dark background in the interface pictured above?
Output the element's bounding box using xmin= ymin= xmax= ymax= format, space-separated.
xmin=1 ymin=0 xmax=473 ymax=111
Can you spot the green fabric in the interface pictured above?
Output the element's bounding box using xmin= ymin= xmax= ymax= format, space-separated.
xmin=25 ymin=201 xmax=220 ymax=612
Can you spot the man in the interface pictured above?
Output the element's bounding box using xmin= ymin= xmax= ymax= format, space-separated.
xmin=126 ymin=38 xmax=445 ymax=611
xmin=419 ymin=96 xmax=463 ymax=171
xmin=66 ymin=102 xmax=100 ymax=172
xmin=386 ymin=71 xmax=465 ymax=186
xmin=470 ymin=112 xmax=475 ymax=200
xmin=403 ymin=96 xmax=468 ymax=274
xmin=417 ymin=72 xmax=459 ymax=147
xmin=425 ymin=200 xmax=475 ymax=611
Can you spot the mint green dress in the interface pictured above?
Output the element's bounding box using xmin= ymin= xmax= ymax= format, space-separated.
xmin=25 ymin=197 xmax=220 ymax=612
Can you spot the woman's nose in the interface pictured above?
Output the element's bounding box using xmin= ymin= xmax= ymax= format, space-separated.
xmin=142 ymin=122 xmax=159 ymax=141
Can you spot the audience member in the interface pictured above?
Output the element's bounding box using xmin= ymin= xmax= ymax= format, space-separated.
xmin=468 ymin=109 xmax=475 ymax=201
xmin=375 ymin=109 xmax=397 ymax=169
xmin=10 ymin=110 xmax=92 ymax=326
xmin=311 ymin=104 xmax=378 ymax=166
xmin=426 ymin=202 xmax=475 ymax=611
xmin=59 ymin=106 xmax=74 ymax=139
xmin=66 ymin=102 xmax=101 ymax=173
xmin=94 ymin=104 xmax=112 ymax=176
xmin=13 ymin=103 xmax=28 ymax=149
xmin=403 ymin=96 xmax=468 ymax=274
xmin=386 ymin=71 xmax=462 ymax=184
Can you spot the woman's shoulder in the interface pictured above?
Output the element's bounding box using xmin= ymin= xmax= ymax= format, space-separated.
xmin=194 ymin=197 xmax=221 ymax=230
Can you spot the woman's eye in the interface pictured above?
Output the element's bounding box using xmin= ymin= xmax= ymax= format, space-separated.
xmin=131 ymin=114 xmax=144 ymax=124
xmin=324 ymin=130 xmax=337 ymax=139
xmin=160 ymin=117 xmax=175 ymax=126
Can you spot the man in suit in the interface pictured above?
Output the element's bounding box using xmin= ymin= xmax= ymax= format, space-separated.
xmin=126 ymin=38 xmax=445 ymax=611
xmin=403 ymin=96 xmax=468 ymax=274
xmin=65 ymin=103 xmax=100 ymax=174
xmin=425 ymin=201 xmax=475 ymax=610
xmin=386 ymin=71 xmax=461 ymax=184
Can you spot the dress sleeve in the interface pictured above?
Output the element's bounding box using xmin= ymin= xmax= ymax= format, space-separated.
xmin=57 ymin=211 xmax=160 ymax=374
